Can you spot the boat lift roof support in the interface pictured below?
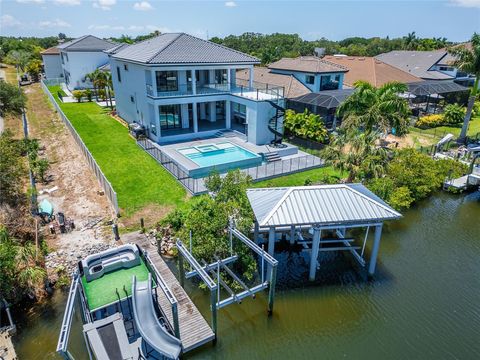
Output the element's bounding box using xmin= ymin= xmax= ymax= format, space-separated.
xmin=257 ymin=221 xmax=384 ymax=281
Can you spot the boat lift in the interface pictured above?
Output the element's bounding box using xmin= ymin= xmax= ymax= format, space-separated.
xmin=176 ymin=220 xmax=278 ymax=337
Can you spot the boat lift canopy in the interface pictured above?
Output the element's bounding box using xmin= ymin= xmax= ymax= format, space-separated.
xmin=246 ymin=184 xmax=401 ymax=281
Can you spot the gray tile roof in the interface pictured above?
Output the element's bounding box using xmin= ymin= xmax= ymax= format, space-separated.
xmin=57 ymin=35 xmax=117 ymax=52
xmin=269 ymin=56 xmax=348 ymax=74
xmin=111 ymin=33 xmax=260 ymax=65
xmin=104 ymin=43 xmax=131 ymax=55
xmin=247 ymin=184 xmax=401 ymax=227
xmin=375 ymin=50 xmax=453 ymax=80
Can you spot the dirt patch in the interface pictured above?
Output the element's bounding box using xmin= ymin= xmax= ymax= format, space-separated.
xmin=24 ymin=82 xmax=115 ymax=256
xmin=120 ymin=203 xmax=174 ymax=230
xmin=382 ymin=133 xmax=437 ymax=149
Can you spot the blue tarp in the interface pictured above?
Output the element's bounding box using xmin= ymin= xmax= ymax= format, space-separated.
xmin=38 ymin=199 xmax=53 ymax=215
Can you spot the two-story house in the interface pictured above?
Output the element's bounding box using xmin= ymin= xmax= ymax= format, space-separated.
xmin=268 ymin=56 xmax=347 ymax=92
xmin=108 ymin=33 xmax=285 ymax=145
xmin=41 ymin=46 xmax=64 ymax=80
xmin=57 ymin=35 xmax=117 ymax=90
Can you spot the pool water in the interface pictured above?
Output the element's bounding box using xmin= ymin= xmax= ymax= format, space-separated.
xmin=177 ymin=142 xmax=262 ymax=177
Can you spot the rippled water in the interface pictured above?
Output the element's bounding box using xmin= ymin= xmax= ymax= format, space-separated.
xmin=14 ymin=192 xmax=480 ymax=359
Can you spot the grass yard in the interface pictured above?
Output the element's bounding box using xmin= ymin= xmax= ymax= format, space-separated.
xmin=253 ymin=166 xmax=343 ymax=188
xmin=409 ymin=115 xmax=480 ymax=140
xmin=48 ymin=85 xmax=186 ymax=219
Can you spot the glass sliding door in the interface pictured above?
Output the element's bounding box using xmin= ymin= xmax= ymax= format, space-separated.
xmin=159 ymin=104 xmax=182 ymax=130
xmin=156 ymin=71 xmax=178 ymax=93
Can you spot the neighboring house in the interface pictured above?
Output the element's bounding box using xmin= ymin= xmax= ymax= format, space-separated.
xmin=41 ymin=46 xmax=63 ymax=80
xmin=268 ymin=56 xmax=347 ymax=92
xmin=108 ymin=33 xmax=284 ymax=145
xmin=236 ymin=67 xmax=311 ymax=98
xmin=57 ymin=35 xmax=117 ymax=90
xmin=323 ymin=55 xmax=422 ymax=87
xmin=375 ymin=50 xmax=470 ymax=82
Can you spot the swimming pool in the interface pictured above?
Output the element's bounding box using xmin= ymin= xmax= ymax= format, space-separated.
xmin=177 ymin=142 xmax=263 ymax=177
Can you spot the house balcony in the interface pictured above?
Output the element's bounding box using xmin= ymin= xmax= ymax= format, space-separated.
xmin=146 ymin=81 xmax=284 ymax=102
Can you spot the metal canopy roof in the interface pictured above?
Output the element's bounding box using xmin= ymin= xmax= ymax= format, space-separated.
xmin=406 ymin=80 xmax=469 ymax=96
xmin=246 ymin=184 xmax=401 ymax=228
xmin=289 ymin=89 xmax=355 ymax=109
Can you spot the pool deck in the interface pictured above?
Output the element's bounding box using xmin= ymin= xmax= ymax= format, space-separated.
xmin=156 ymin=134 xmax=306 ymax=174
xmin=123 ymin=232 xmax=215 ymax=353
xmin=0 ymin=329 xmax=17 ymax=360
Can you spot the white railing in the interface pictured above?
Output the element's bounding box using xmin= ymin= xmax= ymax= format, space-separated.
xmin=41 ymin=80 xmax=120 ymax=216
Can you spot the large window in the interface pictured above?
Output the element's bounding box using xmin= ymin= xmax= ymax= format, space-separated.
xmin=116 ymin=66 xmax=121 ymax=82
xmin=159 ymin=105 xmax=182 ymax=130
xmin=216 ymin=101 xmax=225 ymax=121
xmin=156 ymin=71 xmax=178 ymax=92
xmin=215 ymin=69 xmax=227 ymax=84
xmin=306 ymin=75 xmax=315 ymax=85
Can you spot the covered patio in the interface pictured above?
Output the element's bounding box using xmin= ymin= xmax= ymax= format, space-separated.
xmin=246 ymin=184 xmax=401 ymax=281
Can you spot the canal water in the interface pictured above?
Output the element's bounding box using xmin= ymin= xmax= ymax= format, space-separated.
xmin=13 ymin=192 xmax=480 ymax=359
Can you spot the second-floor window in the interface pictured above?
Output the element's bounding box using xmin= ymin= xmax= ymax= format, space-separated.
xmin=306 ymin=75 xmax=315 ymax=85
xmin=156 ymin=71 xmax=178 ymax=92
xmin=116 ymin=66 xmax=122 ymax=82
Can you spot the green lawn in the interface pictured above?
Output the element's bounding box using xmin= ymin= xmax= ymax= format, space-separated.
xmin=253 ymin=166 xmax=343 ymax=188
xmin=409 ymin=116 xmax=480 ymax=140
xmin=48 ymin=85 xmax=186 ymax=217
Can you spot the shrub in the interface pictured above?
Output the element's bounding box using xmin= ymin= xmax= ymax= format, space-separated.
xmin=415 ymin=114 xmax=444 ymax=129
xmin=72 ymin=90 xmax=84 ymax=103
xmin=443 ymin=104 xmax=465 ymax=124
xmin=84 ymin=89 xmax=93 ymax=102
xmin=284 ymin=109 xmax=328 ymax=143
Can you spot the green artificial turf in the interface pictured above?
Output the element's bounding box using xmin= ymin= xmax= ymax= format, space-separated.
xmin=47 ymin=86 xmax=186 ymax=217
xmin=81 ymin=259 xmax=152 ymax=311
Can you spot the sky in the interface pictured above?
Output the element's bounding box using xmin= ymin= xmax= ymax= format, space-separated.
xmin=0 ymin=0 xmax=479 ymax=42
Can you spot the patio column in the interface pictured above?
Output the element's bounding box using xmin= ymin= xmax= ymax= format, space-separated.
xmin=193 ymin=102 xmax=198 ymax=133
xmin=225 ymin=100 xmax=231 ymax=129
xmin=309 ymin=227 xmax=321 ymax=281
xmin=209 ymin=101 xmax=217 ymax=123
xmin=227 ymin=68 xmax=231 ymax=91
xmin=248 ymin=66 xmax=254 ymax=88
xmin=290 ymin=225 xmax=295 ymax=245
xmin=191 ymin=69 xmax=197 ymax=95
xmin=200 ymin=103 xmax=206 ymax=120
xmin=368 ymin=224 xmax=383 ymax=276
xmin=253 ymin=221 xmax=259 ymax=244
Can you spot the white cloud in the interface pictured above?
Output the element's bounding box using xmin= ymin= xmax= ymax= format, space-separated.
xmin=449 ymin=0 xmax=480 ymax=7
xmin=88 ymin=24 xmax=125 ymax=31
xmin=53 ymin=0 xmax=81 ymax=5
xmin=133 ymin=1 xmax=153 ymax=11
xmin=39 ymin=18 xmax=71 ymax=28
xmin=1 ymin=14 xmax=22 ymax=27
xmin=93 ymin=0 xmax=116 ymax=11
xmin=224 ymin=1 xmax=237 ymax=7
xmin=16 ymin=0 xmax=45 ymax=4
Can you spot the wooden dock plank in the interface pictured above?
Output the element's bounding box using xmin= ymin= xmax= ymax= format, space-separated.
xmin=124 ymin=233 xmax=215 ymax=353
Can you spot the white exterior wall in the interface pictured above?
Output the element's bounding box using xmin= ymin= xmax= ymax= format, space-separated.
xmin=62 ymin=51 xmax=109 ymax=90
xmin=270 ymin=68 xmax=345 ymax=92
xmin=42 ymin=54 xmax=63 ymax=79
xmin=109 ymin=58 xmax=276 ymax=145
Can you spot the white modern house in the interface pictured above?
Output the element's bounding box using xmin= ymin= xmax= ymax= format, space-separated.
xmin=57 ymin=35 xmax=117 ymax=90
xmin=108 ymin=33 xmax=285 ymax=145
xmin=41 ymin=46 xmax=63 ymax=80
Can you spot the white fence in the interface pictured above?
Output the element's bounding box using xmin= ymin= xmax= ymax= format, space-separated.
xmin=137 ymin=138 xmax=324 ymax=195
xmin=40 ymin=80 xmax=120 ymax=215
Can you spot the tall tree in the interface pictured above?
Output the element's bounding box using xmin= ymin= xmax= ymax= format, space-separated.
xmin=336 ymin=81 xmax=410 ymax=135
xmin=449 ymin=33 xmax=480 ymax=143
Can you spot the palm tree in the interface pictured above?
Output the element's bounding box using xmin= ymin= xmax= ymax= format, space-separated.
xmin=104 ymin=72 xmax=114 ymax=110
xmin=403 ymin=32 xmax=418 ymax=50
xmin=321 ymin=129 xmax=387 ymax=182
xmin=337 ymin=81 xmax=411 ymax=135
xmin=85 ymin=69 xmax=101 ymax=101
xmin=449 ymin=33 xmax=480 ymax=143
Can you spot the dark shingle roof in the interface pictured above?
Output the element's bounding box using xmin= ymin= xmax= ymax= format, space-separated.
xmin=375 ymin=50 xmax=453 ymax=80
xmin=57 ymin=35 xmax=117 ymax=52
xmin=111 ymin=33 xmax=260 ymax=65
xmin=269 ymin=56 xmax=348 ymax=74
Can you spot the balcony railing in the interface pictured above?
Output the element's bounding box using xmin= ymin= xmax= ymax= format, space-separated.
xmin=147 ymin=81 xmax=285 ymax=101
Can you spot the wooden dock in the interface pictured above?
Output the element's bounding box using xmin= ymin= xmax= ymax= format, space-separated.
xmin=124 ymin=233 xmax=215 ymax=353
xmin=0 ymin=329 xmax=17 ymax=360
